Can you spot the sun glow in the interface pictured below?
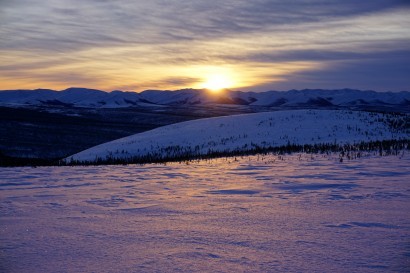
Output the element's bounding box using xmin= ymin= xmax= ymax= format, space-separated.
xmin=202 ymin=74 xmax=234 ymax=92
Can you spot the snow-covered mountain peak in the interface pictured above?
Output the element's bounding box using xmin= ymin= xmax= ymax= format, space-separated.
xmin=0 ymin=87 xmax=409 ymax=109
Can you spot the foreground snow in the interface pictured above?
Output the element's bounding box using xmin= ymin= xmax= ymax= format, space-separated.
xmin=65 ymin=109 xmax=409 ymax=163
xmin=1 ymin=154 xmax=409 ymax=272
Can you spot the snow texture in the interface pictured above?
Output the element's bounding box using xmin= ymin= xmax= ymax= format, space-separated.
xmin=1 ymin=154 xmax=409 ymax=272
xmin=65 ymin=109 xmax=409 ymax=163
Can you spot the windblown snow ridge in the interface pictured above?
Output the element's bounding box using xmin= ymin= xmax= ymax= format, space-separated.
xmin=65 ymin=110 xmax=409 ymax=164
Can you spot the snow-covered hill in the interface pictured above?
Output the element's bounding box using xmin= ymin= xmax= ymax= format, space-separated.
xmin=231 ymin=89 xmax=410 ymax=107
xmin=65 ymin=110 xmax=409 ymax=164
xmin=0 ymin=87 xmax=145 ymax=108
xmin=1 ymin=87 xmax=409 ymax=108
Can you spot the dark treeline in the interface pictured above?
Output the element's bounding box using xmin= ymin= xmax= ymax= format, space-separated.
xmin=60 ymin=139 xmax=410 ymax=167
xmin=0 ymin=152 xmax=57 ymax=167
xmin=1 ymin=139 xmax=408 ymax=167
xmin=0 ymin=139 xmax=407 ymax=167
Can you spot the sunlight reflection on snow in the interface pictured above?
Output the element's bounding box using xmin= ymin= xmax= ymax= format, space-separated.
xmin=1 ymin=153 xmax=409 ymax=272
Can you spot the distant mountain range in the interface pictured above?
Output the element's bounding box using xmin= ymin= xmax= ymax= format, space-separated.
xmin=1 ymin=87 xmax=409 ymax=108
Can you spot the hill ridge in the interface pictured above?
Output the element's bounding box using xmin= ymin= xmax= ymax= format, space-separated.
xmin=64 ymin=109 xmax=410 ymax=164
xmin=1 ymin=88 xmax=409 ymax=109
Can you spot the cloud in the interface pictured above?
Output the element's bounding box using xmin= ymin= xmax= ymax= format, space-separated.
xmin=1 ymin=0 xmax=407 ymax=52
xmin=225 ymin=47 xmax=410 ymax=64
xmin=0 ymin=0 xmax=409 ymax=91
xmin=0 ymin=68 xmax=107 ymax=90
xmin=134 ymin=77 xmax=202 ymax=90
xmin=251 ymin=55 xmax=410 ymax=92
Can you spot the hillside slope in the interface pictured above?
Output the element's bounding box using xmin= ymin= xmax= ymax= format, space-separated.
xmin=65 ymin=110 xmax=409 ymax=164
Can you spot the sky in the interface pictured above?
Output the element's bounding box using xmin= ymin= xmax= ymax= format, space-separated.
xmin=1 ymin=0 xmax=409 ymax=92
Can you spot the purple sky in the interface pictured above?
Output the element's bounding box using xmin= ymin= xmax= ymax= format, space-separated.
xmin=1 ymin=0 xmax=409 ymax=92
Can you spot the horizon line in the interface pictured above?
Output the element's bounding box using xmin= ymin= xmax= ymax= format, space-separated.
xmin=1 ymin=87 xmax=409 ymax=93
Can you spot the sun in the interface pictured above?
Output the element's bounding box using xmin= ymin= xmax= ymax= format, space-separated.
xmin=202 ymin=74 xmax=233 ymax=92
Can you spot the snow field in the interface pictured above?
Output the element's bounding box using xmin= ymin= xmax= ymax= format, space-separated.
xmin=1 ymin=154 xmax=409 ymax=272
xmin=65 ymin=109 xmax=409 ymax=163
